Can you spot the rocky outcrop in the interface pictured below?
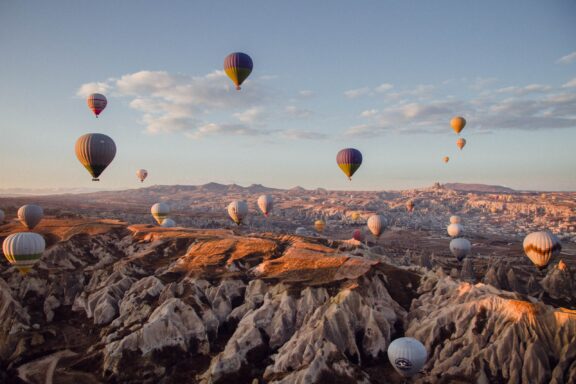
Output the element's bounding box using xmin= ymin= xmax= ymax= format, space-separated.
xmin=542 ymin=260 xmax=574 ymax=301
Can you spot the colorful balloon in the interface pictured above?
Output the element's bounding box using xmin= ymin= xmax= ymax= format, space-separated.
xmin=387 ymin=337 xmax=428 ymax=377
xmin=456 ymin=138 xmax=466 ymax=150
xmin=449 ymin=238 xmax=471 ymax=261
xmin=350 ymin=212 xmax=360 ymax=221
xmin=2 ymin=232 xmax=45 ymax=274
xmin=257 ymin=195 xmax=274 ymax=217
xmin=450 ymin=116 xmax=466 ymax=134
xmin=161 ymin=218 xmax=176 ymax=228
xmin=224 ymin=52 xmax=253 ymax=90
xmin=314 ymin=219 xmax=326 ymax=233
xmin=75 ymin=133 xmax=117 ymax=181
xmin=228 ymin=200 xmax=248 ymax=225
xmin=353 ymin=229 xmax=365 ymax=242
xmin=87 ymin=93 xmax=107 ymax=118
xmin=337 ymin=148 xmax=363 ymax=180
xmin=367 ymin=214 xmax=386 ymax=238
xmin=447 ymin=223 xmax=463 ymax=238
xmin=406 ymin=200 xmax=415 ymax=213
xmin=151 ymin=203 xmax=170 ymax=224
xmin=17 ymin=204 xmax=43 ymax=230
xmin=136 ymin=169 xmax=148 ymax=183
xmin=523 ymin=231 xmax=562 ymax=270
xmin=443 ymin=156 xmax=450 ymax=164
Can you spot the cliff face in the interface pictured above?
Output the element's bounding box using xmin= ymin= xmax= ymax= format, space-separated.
xmin=1 ymin=220 xmax=575 ymax=384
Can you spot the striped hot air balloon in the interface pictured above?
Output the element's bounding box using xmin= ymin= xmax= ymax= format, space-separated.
xmin=87 ymin=93 xmax=108 ymax=118
xmin=17 ymin=204 xmax=44 ymax=230
xmin=336 ymin=148 xmax=363 ymax=180
xmin=224 ymin=52 xmax=253 ymax=90
xmin=523 ymin=231 xmax=562 ymax=270
xmin=75 ymin=133 xmax=117 ymax=181
xmin=456 ymin=137 xmax=466 ymax=150
xmin=151 ymin=203 xmax=170 ymax=224
xmin=450 ymin=116 xmax=466 ymax=134
xmin=367 ymin=214 xmax=386 ymax=238
xmin=2 ymin=232 xmax=46 ymax=274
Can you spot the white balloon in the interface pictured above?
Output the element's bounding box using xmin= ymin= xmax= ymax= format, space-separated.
xmin=2 ymin=232 xmax=45 ymax=273
xmin=151 ymin=203 xmax=170 ymax=224
xmin=228 ymin=200 xmax=248 ymax=225
xmin=449 ymin=215 xmax=461 ymax=224
xmin=257 ymin=195 xmax=274 ymax=217
xmin=387 ymin=337 xmax=427 ymax=377
xmin=136 ymin=169 xmax=148 ymax=182
xmin=447 ymin=223 xmax=463 ymax=238
xmin=17 ymin=204 xmax=44 ymax=230
xmin=450 ymin=238 xmax=471 ymax=261
xmin=161 ymin=218 xmax=176 ymax=228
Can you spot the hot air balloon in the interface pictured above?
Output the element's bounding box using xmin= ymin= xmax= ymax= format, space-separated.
xmin=314 ymin=219 xmax=325 ymax=233
xmin=87 ymin=93 xmax=107 ymax=118
xmin=350 ymin=212 xmax=360 ymax=221
xmin=449 ymin=238 xmax=471 ymax=261
xmin=387 ymin=337 xmax=427 ymax=377
xmin=151 ymin=203 xmax=170 ymax=224
xmin=2 ymin=232 xmax=45 ymax=274
xmin=406 ymin=200 xmax=415 ymax=213
xmin=295 ymin=227 xmax=308 ymax=236
xmin=224 ymin=52 xmax=253 ymax=90
xmin=75 ymin=133 xmax=117 ymax=181
xmin=228 ymin=200 xmax=248 ymax=225
xmin=443 ymin=156 xmax=449 ymax=164
xmin=449 ymin=215 xmax=461 ymax=224
xmin=17 ymin=204 xmax=43 ymax=230
xmin=161 ymin=218 xmax=176 ymax=228
xmin=353 ymin=229 xmax=365 ymax=242
xmin=447 ymin=223 xmax=463 ymax=238
xmin=367 ymin=214 xmax=386 ymax=238
xmin=450 ymin=116 xmax=466 ymax=134
xmin=523 ymin=231 xmax=562 ymax=270
xmin=257 ymin=195 xmax=274 ymax=217
xmin=336 ymin=148 xmax=363 ymax=180
xmin=0 ymin=209 xmax=4 ymax=223
xmin=456 ymin=138 xmax=466 ymax=150
xmin=136 ymin=169 xmax=148 ymax=183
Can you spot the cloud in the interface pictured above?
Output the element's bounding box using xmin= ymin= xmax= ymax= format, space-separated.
xmin=375 ymin=83 xmax=394 ymax=93
xmin=556 ymin=51 xmax=576 ymax=64
xmin=344 ymin=87 xmax=372 ymax=99
xmin=346 ymin=80 xmax=576 ymax=136
xmin=77 ymin=69 xmax=328 ymax=141
xmin=298 ymin=90 xmax=315 ymax=98
xmin=281 ymin=130 xmax=328 ymax=140
xmin=562 ymin=78 xmax=576 ymax=88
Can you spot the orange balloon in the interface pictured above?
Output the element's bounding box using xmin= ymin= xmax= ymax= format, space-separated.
xmin=450 ymin=116 xmax=466 ymax=134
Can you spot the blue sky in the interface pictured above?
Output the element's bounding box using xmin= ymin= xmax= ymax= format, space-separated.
xmin=1 ymin=0 xmax=575 ymax=191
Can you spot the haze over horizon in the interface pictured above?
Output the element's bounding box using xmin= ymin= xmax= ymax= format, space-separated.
xmin=1 ymin=0 xmax=575 ymax=191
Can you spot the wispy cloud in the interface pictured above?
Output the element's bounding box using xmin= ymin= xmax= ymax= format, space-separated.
xmin=78 ymin=70 xmax=327 ymax=141
xmin=562 ymin=78 xmax=576 ymax=88
xmin=343 ymin=83 xmax=395 ymax=99
xmin=556 ymin=51 xmax=576 ymax=64
xmin=281 ymin=130 xmax=328 ymax=140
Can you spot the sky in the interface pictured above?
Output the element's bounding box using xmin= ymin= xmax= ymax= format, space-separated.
xmin=1 ymin=0 xmax=575 ymax=192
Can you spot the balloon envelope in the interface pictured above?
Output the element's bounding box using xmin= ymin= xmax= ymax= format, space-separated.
xmin=257 ymin=195 xmax=274 ymax=217
xmin=352 ymin=229 xmax=365 ymax=242
xmin=523 ymin=231 xmax=561 ymax=269
xmin=450 ymin=238 xmax=471 ymax=261
xmin=367 ymin=215 xmax=386 ymax=237
xmin=456 ymin=138 xmax=466 ymax=150
xmin=228 ymin=200 xmax=248 ymax=225
xmin=387 ymin=337 xmax=427 ymax=377
xmin=17 ymin=204 xmax=43 ymax=230
xmin=447 ymin=223 xmax=463 ymax=238
xmin=450 ymin=116 xmax=466 ymax=134
xmin=406 ymin=200 xmax=415 ymax=213
xmin=75 ymin=133 xmax=117 ymax=181
xmin=443 ymin=156 xmax=450 ymax=164
xmin=87 ymin=93 xmax=107 ymax=117
xmin=224 ymin=52 xmax=253 ymax=90
xmin=151 ymin=203 xmax=170 ymax=224
xmin=314 ymin=220 xmax=325 ymax=233
xmin=161 ymin=218 xmax=176 ymax=228
xmin=2 ymin=232 xmax=45 ymax=274
xmin=449 ymin=215 xmax=461 ymax=224
xmin=136 ymin=169 xmax=148 ymax=182
xmin=336 ymin=148 xmax=363 ymax=180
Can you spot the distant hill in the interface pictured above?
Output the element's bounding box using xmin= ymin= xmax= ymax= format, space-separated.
xmin=443 ymin=183 xmax=516 ymax=193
